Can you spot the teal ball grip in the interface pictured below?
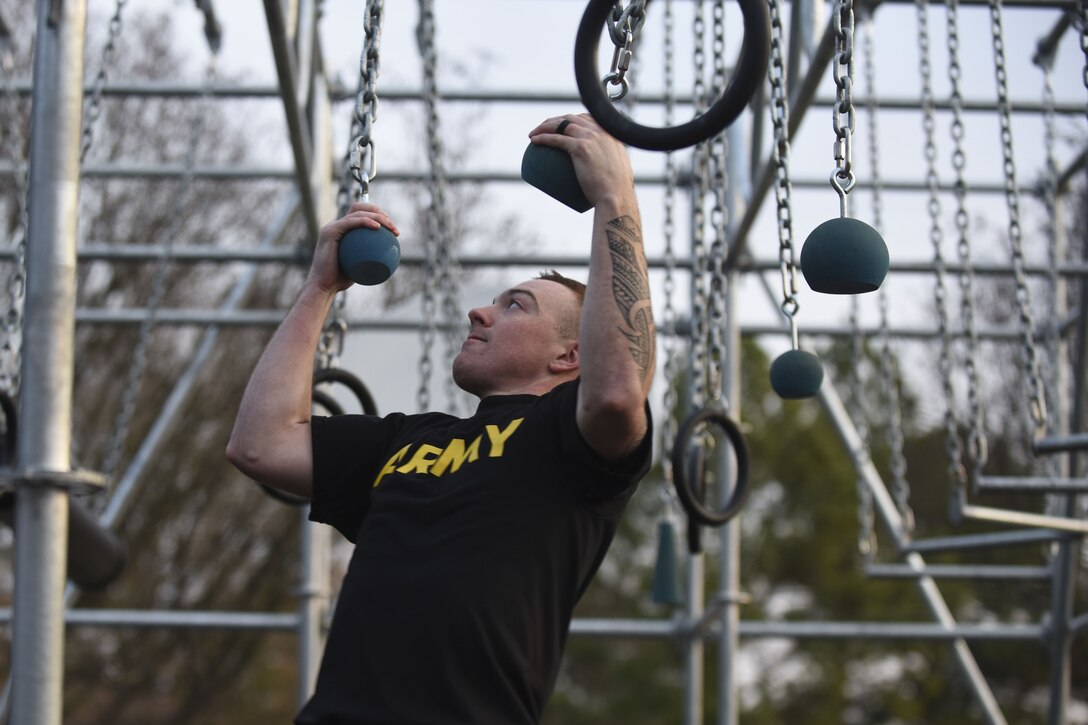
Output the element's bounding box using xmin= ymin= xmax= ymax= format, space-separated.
xmin=520 ymin=143 xmax=592 ymax=213
xmin=770 ymin=349 xmax=824 ymax=399
xmin=800 ymin=217 xmax=889 ymax=294
xmin=338 ymin=225 xmax=400 ymax=286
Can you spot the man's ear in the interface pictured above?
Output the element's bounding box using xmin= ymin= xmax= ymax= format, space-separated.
xmin=549 ymin=342 xmax=579 ymax=374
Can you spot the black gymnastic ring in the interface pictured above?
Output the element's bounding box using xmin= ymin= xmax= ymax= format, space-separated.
xmin=258 ymin=390 xmax=344 ymax=508
xmin=574 ymin=0 xmax=771 ymax=151
xmin=671 ymin=406 xmax=750 ymax=527
xmin=0 ymin=390 xmax=17 ymax=467
xmin=312 ymin=367 xmax=379 ymax=416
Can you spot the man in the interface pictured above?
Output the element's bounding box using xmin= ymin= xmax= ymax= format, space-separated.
xmin=226 ymin=114 xmax=655 ymax=724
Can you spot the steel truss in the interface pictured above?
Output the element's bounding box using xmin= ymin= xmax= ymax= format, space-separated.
xmin=1 ymin=1 xmax=1085 ymax=724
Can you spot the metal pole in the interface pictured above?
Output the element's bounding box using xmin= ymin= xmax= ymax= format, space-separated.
xmin=717 ymin=121 xmax=748 ymax=725
xmin=1046 ymin=196 xmax=1082 ymax=725
xmin=296 ymin=511 xmax=329 ymax=708
xmin=10 ymin=2 xmax=87 ymax=723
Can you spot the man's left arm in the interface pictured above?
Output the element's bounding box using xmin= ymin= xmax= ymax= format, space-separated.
xmin=529 ymin=115 xmax=654 ymax=460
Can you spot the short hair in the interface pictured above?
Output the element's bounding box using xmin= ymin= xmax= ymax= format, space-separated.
xmin=536 ymin=269 xmax=585 ymax=339
xmin=536 ymin=269 xmax=586 ymax=304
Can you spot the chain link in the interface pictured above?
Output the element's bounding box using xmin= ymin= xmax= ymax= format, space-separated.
xmin=81 ymin=0 xmax=129 ymax=164
xmin=323 ymin=2 xmax=386 ymax=370
xmin=103 ymin=50 xmax=220 ymax=481
xmin=705 ymin=0 xmax=730 ymax=404
xmin=660 ymin=0 xmax=679 ymax=495
xmin=0 ymin=27 xmax=27 ymax=396
xmin=603 ymin=0 xmax=648 ymax=100
xmin=689 ymin=1 xmax=709 ymax=408
xmin=831 ymin=0 xmax=857 ymax=215
xmin=989 ymin=0 xmax=1048 ymax=437
xmin=1080 ymin=0 xmax=1088 ymax=125
xmin=945 ymin=0 xmax=986 ymax=483
xmin=417 ymin=0 xmax=463 ymax=413
xmin=1037 ymin=50 xmax=1064 ymax=491
xmin=917 ymin=0 xmax=969 ymax=503
xmin=861 ymin=10 xmax=913 ymax=536
xmin=344 ymin=0 xmax=384 ymax=207
xmin=768 ymin=0 xmax=801 ymax=351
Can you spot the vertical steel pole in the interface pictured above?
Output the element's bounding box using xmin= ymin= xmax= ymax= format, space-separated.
xmin=681 ymin=164 xmax=703 ymax=725
xmin=1047 ymin=200 xmax=1081 ymax=725
xmin=11 ymin=2 xmax=86 ymax=724
xmin=717 ymin=122 xmax=748 ymax=725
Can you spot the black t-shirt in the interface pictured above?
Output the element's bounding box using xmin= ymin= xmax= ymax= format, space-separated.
xmin=295 ymin=380 xmax=652 ymax=725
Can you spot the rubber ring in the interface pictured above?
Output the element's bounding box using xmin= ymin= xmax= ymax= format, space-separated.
xmin=671 ymin=406 xmax=750 ymax=526
xmin=574 ymin=0 xmax=771 ymax=151
xmin=312 ymin=367 xmax=379 ymax=416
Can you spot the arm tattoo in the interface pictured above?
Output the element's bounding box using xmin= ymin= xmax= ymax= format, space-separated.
xmin=606 ymin=216 xmax=655 ymax=380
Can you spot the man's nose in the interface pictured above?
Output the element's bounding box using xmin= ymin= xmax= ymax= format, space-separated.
xmin=468 ymin=306 xmax=489 ymax=326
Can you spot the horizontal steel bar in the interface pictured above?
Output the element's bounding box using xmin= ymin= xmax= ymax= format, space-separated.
xmin=4 ymin=246 xmax=1085 ymax=280
xmin=68 ymin=308 xmax=1033 ymax=341
xmin=0 ymin=608 xmax=1052 ymax=642
xmin=1033 ymin=432 xmax=1088 ymax=455
xmin=902 ymin=528 xmax=1079 ymax=553
xmin=7 ymin=80 xmax=1084 ymax=115
xmin=736 ymin=621 xmax=1046 ymax=641
xmin=960 ymin=503 xmax=1088 ymax=534
xmin=0 ymin=161 xmax=1031 ymax=195
xmin=976 ymin=475 xmax=1088 ymax=493
xmin=865 ymin=563 xmax=1053 ymax=579
xmin=0 ymin=608 xmax=299 ymax=631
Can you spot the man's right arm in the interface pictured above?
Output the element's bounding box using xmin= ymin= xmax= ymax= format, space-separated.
xmin=225 ymin=204 xmax=399 ymax=500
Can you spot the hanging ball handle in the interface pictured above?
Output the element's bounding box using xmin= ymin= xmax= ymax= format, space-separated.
xmin=338 ymin=224 xmax=401 ymax=286
xmin=574 ymin=0 xmax=771 ymax=151
xmin=671 ymin=405 xmax=750 ymax=527
xmin=520 ymin=143 xmax=592 ymax=213
xmin=770 ymin=348 xmax=824 ymax=399
xmin=799 ymin=217 xmax=889 ymax=295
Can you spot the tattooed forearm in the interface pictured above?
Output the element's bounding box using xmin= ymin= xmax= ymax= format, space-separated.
xmin=606 ymin=216 xmax=655 ymax=381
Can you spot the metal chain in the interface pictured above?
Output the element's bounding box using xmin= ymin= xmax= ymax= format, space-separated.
xmin=830 ymin=0 xmax=857 ymax=216
xmin=103 ymin=50 xmax=220 ymax=481
xmin=989 ymin=0 xmax=1048 ymax=437
xmin=660 ymin=0 xmax=680 ymax=496
xmin=0 ymin=26 xmax=28 ymax=396
xmin=322 ymin=2 xmax=386 ymax=371
xmin=81 ymin=0 xmax=129 ymax=163
xmin=849 ymin=297 xmax=876 ymax=557
xmin=1080 ymin=0 xmax=1088 ymax=124
xmin=857 ymin=12 xmax=880 ymax=554
xmin=689 ymin=0 xmax=709 ymax=408
xmin=603 ymin=0 xmax=648 ymax=101
xmin=346 ymin=0 xmax=384 ymax=208
xmin=861 ymin=11 xmax=913 ymax=535
xmin=1038 ymin=49 xmax=1062 ymax=481
xmin=767 ymin=0 xmax=801 ymax=352
xmin=705 ymin=0 xmax=730 ymax=405
xmin=417 ymin=0 xmax=463 ymax=414
xmin=946 ymin=0 xmax=987 ymax=482
xmin=917 ymin=0 xmax=968 ymax=503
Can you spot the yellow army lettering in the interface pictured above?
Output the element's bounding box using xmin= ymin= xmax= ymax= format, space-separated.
xmin=372 ymin=418 xmax=524 ymax=487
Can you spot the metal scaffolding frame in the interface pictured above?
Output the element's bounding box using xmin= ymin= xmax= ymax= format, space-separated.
xmin=1 ymin=1 xmax=1085 ymax=724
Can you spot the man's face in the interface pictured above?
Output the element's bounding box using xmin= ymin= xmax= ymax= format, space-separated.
xmin=452 ymin=279 xmax=580 ymax=398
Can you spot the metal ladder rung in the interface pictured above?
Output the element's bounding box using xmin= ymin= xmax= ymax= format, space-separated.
xmin=976 ymin=475 xmax=1088 ymax=493
xmin=865 ymin=563 xmax=1052 ymax=580
xmin=901 ymin=528 xmax=1077 ymax=554
xmin=1033 ymin=432 xmax=1088 ymax=455
xmin=960 ymin=503 xmax=1088 ymax=534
